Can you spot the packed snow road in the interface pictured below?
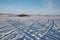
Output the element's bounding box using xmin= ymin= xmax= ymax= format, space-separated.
xmin=0 ymin=16 xmax=60 ymax=40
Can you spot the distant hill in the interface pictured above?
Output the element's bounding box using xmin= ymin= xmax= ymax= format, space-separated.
xmin=17 ymin=14 xmax=30 ymax=17
xmin=0 ymin=13 xmax=16 ymax=17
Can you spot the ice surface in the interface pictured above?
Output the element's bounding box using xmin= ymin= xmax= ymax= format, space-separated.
xmin=0 ymin=16 xmax=60 ymax=40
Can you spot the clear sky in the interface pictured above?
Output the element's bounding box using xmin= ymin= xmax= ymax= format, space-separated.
xmin=0 ymin=0 xmax=60 ymax=15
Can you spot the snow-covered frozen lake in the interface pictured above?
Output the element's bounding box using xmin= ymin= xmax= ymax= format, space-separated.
xmin=0 ymin=16 xmax=60 ymax=40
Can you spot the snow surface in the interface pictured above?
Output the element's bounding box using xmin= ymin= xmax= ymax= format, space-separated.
xmin=0 ymin=16 xmax=60 ymax=40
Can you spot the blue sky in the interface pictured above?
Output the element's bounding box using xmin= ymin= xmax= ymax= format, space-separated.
xmin=0 ymin=0 xmax=60 ymax=15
